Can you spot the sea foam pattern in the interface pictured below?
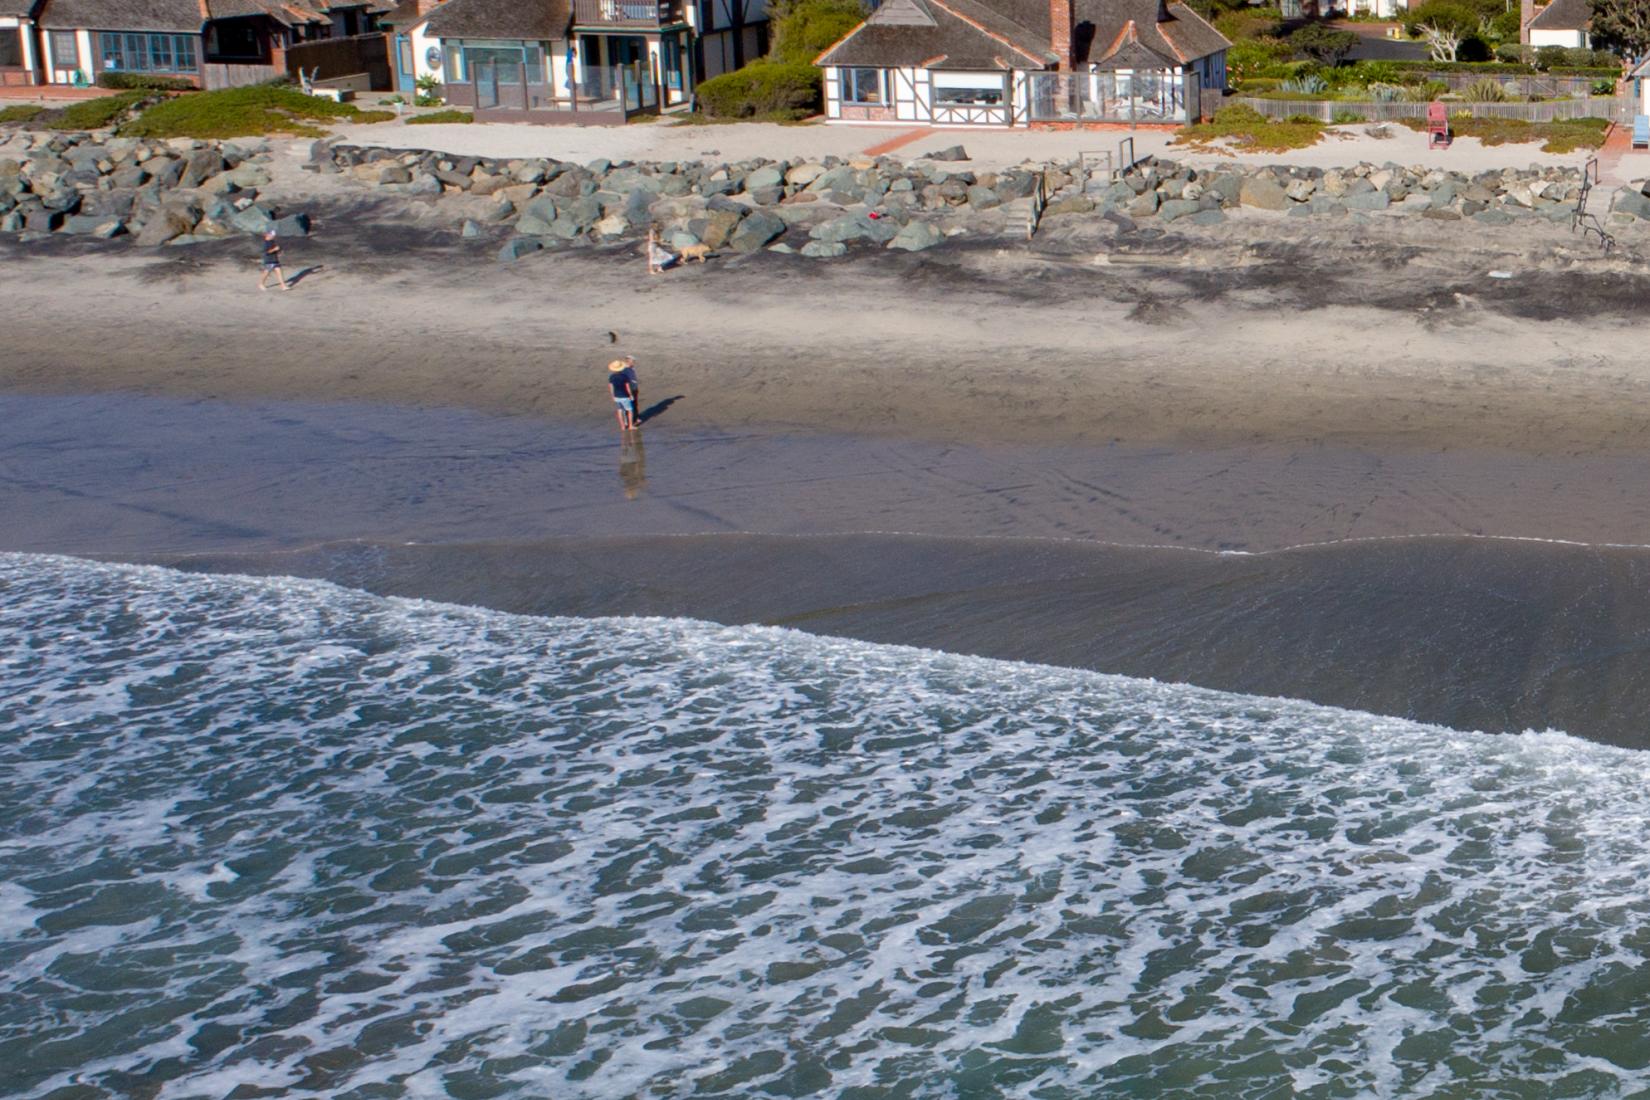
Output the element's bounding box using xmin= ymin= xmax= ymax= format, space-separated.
xmin=2 ymin=554 xmax=1649 ymax=1099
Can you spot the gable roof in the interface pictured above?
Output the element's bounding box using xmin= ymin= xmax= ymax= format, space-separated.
xmin=207 ymin=0 xmax=327 ymax=25
xmin=1078 ymin=0 xmax=1227 ymax=66
xmin=424 ymin=0 xmax=569 ymax=39
xmin=0 ymin=1 xmax=44 ymax=18
xmin=1527 ymin=0 xmax=1589 ymax=31
xmin=41 ymin=0 xmax=209 ymax=31
xmin=817 ymin=0 xmax=1054 ymax=69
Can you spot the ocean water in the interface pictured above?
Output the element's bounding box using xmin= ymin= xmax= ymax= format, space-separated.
xmin=3 ymin=554 xmax=1649 ymax=1099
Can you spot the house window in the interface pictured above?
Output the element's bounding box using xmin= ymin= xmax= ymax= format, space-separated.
xmin=458 ymin=41 xmax=542 ymax=85
xmin=0 ymin=28 xmax=24 ymax=68
xmin=843 ymin=67 xmax=884 ymax=104
xmin=50 ymin=30 xmax=78 ymax=68
xmin=100 ymin=32 xmax=196 ymax=73
xmin=207 ymin=21 xmax=262 ymax=61
xmin=931 ymin=71 xmax=1004 ymax=106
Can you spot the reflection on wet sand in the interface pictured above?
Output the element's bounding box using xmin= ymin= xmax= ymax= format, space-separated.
xmin=620 ymin=437 xmax=646 ymax=500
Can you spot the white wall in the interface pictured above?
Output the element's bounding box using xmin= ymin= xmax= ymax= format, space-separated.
xmin=1529 ymin=28 xmax=1589 ymax=49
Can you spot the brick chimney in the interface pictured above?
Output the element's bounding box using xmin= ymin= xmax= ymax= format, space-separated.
xmin=1050 ymin=0 xmax=1073 ymax=70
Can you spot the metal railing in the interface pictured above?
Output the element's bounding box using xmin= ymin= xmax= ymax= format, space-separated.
xmin=571 ymin=0 xmax=682 ymax=26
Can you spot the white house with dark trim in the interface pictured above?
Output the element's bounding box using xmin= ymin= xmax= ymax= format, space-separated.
xmin=1523 ymin=0 xmax=1590 ymax=49
xmin=817 ymin=0 xmax=1228 ymax=127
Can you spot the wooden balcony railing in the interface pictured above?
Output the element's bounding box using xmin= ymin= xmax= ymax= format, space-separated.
xmin=571 ymin=0 xmax=683 ymax=27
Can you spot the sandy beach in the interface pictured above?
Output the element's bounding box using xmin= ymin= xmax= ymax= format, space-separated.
xmin=9 ymin=141 xmax=1650 ymax=743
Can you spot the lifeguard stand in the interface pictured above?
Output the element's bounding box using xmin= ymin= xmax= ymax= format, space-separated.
xmin=1427 ymin=101 xmax=1451 ymax=149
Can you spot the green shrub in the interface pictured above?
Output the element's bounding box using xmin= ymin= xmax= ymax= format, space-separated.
xmin=413 ymin=73 xmax=443 ymax=107
xmin=697 ymin=60 xmax=821 ymax=118
xmin=406 ymin=109 xmax=473 ymax=124
xmin=0 ymin=104 xmax=44 ymax=125
xmin=1461 ymin=77 xmax=1508 ymax=101
xmin=120 ymin=83 xmax=385 ymax=138
xmin=45 ymin=91 xmax=148 ymax=131
xmin=1226 ymin=36 xmax=1296 ymax=81
xmin=1175 ymin=102 xmax=1326 ymax=151
xmin=1280 ymin=73 xmax=1327 ymax=94
xmin=1289 ymin=23 xmax=1359 ymax=66
xmin=1331 ymin=109 xmax=1366 ymax=123
xmin=1536 ymin=45 xmax=1566 ymax=70
xmin=769 ymin=0 xmax=867 ymax=64
xmin=95 ymin=71 xmax=193 ymax=91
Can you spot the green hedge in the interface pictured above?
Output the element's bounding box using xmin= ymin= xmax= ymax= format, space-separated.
xmin=1380 ymin=59 xmax=1619 ymax=76
xmin=697 ymin=60 xmax=821 ymax=118
xmin=95 ymin=71 xmax=194 ymax=91
xmin=406 ymin=109 xmax=473 ymax=124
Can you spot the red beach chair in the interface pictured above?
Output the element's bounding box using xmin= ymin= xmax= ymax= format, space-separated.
xmin=1427 ymin=102 xmax=1451 ymax=149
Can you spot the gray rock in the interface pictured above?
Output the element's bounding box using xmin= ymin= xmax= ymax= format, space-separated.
xmin=24 ymin=206 xmax=63 ymax=233
xmin=461 ymin=219 xmax=482 ymax=238
xmin=745 ymin=165 xmax=784 ymax=191
xmin=274 ymin=213 xmax=310 ymax=237
xmin=230 ymin=206 xmax=275 ymax=234
xmin=1612 ymin=188 xmax=1650 ymax=220
xmin=728 ymin=209 xmax=785 ymax=252
xmin=887 ymin=220 xmax=943 ymax=251
xmin=1239 ymin=176 xmax=1289 ymax=211
xmin=1474 ymin=209 xmax=1514 ymax=225
xmin=800 ymin=240 xmax=847 ymax=258
xmin=134 ymin=207 xmax=195 ymax=246
xmin=1309 ymin=196 xmax=1346 ymax=216
xmin=1158 ymin=198 xmax=1200 ymax=222
xmin=1421 ymin=207 xmax=1462 ymax=220
xmin=1126 ymin=190 xmax=1158 ymax=217
xmin=378 ymin=163 xmax=413 ymax=185
xmin=1046 ymin=195 xmax=1097 ymax=218
xmin=966 ymin=185 xmax=1001 ymax=209
xmin=0 ymin=210 xmax=22 ymax=233
xmin=178 ymin=149 xmax=224 ymax=189
xmin=62 ymin=213 xmax=122 ymax=236
xmin=498 ymin=236 xmax=544 ymax=262
xmin=922 ymin=145 xmax=969 ymax=162
xmin=407 ymin=172 xmax=443 ymax=196
xmin=1344 ymin=190 xmax=1391 ymax=211
xmin=1189 ymin=208 xmax=1225 ymax=226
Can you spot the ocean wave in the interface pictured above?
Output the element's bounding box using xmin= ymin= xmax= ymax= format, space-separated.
xmin=2 ymin=553 xmax=1648 ymax=1098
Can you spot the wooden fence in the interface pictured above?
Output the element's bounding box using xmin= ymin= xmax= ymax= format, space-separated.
xmin=1232 ymin=95 xmax=1619 ymax=122
xmin=203 ymin=62 xmax=280 ymax=90
xmin=286 ymin=35 xmax=391 ymax=91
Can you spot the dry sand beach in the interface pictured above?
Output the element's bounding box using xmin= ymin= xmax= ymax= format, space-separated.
xmin=9 ymin=136 xmax=1650 ymax=745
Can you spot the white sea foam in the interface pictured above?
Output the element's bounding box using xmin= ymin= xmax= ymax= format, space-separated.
xmin=3 ymin=552 xmax=1650 ymax=1099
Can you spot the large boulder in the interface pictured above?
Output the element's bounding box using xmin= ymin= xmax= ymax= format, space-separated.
xmin=134 ymin=206 xmax=196 ymax=246
xmin=274 ymin=212 xmax=310 ymax=237
xmin=887 ymin=220 xmax=943 ymax=251
xmin=1613 ymin=188 xmax=1650 ymax=220
xmin=1344 ymin=190 xmax=1391 ymax=212
xmin=922 ymin=145 xmax=969 ymax=162
xmin=1158 ymin=198 xmax=1200 ymax=222
xmin=1239 ymin=175 xmax=1289 ymax=211
xmin=745 ymin=165 xmax=784 ymax=191
xmin=378 ymin=163 xmax=413 ymax=185
xmin=728 ymin=209 xmax=786 ymax=252
xmin=700 ymin=208 xmax=744 ymax=249
xmin=178 ymin=149 xmax=225 ymax=189
xmin=62 ymin=213 xmax=123 ymax=236
xmin=800 ymin=240 xmax=846 ymax=258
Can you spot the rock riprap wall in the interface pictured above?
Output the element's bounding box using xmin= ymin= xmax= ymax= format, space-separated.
xmin=0 ymin=131 xmax=308 ymax=244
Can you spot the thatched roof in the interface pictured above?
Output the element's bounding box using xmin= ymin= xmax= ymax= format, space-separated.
xmin=818 ymin=0 xmax=1054 ymax=70
xmin=42 ymin=0 xmax=208 ymax=31
xmin=1076 ymin=0 xmax=1227 ymax=66
xmin=1527 ymin=0 xmax=1590 ymax=31
xmin=424 ymin=0 xmax=568 ymax=39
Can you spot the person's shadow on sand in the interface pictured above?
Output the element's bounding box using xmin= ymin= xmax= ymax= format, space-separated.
xmin=285 ymin=265 xmax=325 ymax=288
xmin=638 ymin=396 xmax=683 ymax=425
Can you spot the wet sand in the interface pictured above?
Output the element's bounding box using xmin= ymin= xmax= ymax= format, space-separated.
xmin=9 ymin=194 xmax=1650 ymax=746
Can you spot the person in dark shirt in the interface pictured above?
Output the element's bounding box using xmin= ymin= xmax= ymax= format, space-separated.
xmin=258 ymin=229 xmax=289 ymax=292
xmin=618 ymin=356 xmax=640 ymax=423
xmin=608 ymin=360 xmax=638 ymax=432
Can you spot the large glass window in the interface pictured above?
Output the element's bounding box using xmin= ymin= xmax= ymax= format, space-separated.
xmin=931 ymin=70 xmax=1004 ymax=106
xmin=843 ymin=67 xmax=883 ymax=104
xmin=457 ymin=41 xmax=543 ymax=85
xmin=100 ymin=31 xmax=197 ymax=73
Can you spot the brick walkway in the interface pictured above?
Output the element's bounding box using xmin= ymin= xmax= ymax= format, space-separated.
xmin=859 ymin=127 xmax=935 ymax=157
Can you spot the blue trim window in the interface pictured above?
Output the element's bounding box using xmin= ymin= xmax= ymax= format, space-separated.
xmin=101 ymin=31 xmax=197 ymax=73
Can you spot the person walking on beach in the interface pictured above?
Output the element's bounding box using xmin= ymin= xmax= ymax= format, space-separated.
xmin=618 ymin=356 xmax=640 ymax=423
xmin=608 ymin=359 xmax=638 ymax=432
xmin=258 ymin=229 xmax=290 ymax=292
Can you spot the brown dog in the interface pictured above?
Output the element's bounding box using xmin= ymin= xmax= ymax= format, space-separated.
xmin=678 ymin=243 xmax=715 ymax=264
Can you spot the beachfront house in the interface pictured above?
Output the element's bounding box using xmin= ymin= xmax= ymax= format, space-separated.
xmin=33 ymin=0 xmax=342 ymax=88
xmin=384 ymin=0 xmax=448 ymax=95
xmin=421 ymin=0 xmax=767 ymax=123
xmin=816 ymin=0 xmax=1229 ymax=128
xmin=0 ymin=1 xmax=44 ymax=86
xmin=1522 ymin=0 xmax=1591 ymax=48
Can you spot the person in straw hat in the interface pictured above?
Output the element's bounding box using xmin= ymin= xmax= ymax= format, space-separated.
xmin=607 ymin=359 xmax=639 ymax=432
